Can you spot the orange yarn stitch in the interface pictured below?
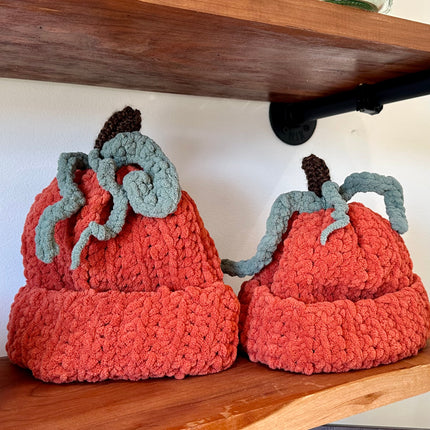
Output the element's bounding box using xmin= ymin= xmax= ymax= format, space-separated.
xmin=7 ymin=109 xmax=239 ymax=383
xmin=239 ymin=205 xmax=430 ymax=374
xmin=232 ymin=156 xmax=430 ymax=374
xmin=21 ymin=167 xmax=224 ymax=294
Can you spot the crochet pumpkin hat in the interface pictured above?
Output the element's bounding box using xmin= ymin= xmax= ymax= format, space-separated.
xmin=222 ymin=155 xmax=430 ymax=375
xmin=7 ymin=107 xmax=239 ymax=383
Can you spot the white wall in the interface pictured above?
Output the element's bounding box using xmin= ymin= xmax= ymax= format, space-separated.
xmin=1 ymin=1 xmax=429 ymax=427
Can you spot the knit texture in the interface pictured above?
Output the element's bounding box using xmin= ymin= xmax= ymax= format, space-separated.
xmin=225 ymin=155 xmax=430 ymax=374
xmin=35 ymin=131 xmax=182 ymax=269
xmin=7 ymin=109 xmax=239 ymax=383
xmin=221 ymin=173 xmax=406 ymax=277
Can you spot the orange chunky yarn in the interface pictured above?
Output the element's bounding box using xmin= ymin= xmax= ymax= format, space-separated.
xmin=223 ymin=155 xmax=430 ymax=374
xmin=7 ymin=108 xmax=239 ymax=383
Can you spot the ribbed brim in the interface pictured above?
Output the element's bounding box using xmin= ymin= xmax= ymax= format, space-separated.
xmin=7 ymin=281 xmax=239 ymax=383
xmin=239 ymin=274 xmax=430 ymax=374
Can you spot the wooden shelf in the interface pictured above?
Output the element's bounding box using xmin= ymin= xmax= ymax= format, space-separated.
xmin=1 ymin=344 xmax=429 ymax=429
xmin=1 ymin=2 xmax=430 ymax=428
xmin=1 ymin=0 xmax=430 ymax=102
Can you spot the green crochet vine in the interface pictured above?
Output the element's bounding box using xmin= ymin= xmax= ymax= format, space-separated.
xmin=35 ymin=131 xmax=181 ymax=270
xmin=221 ymin=155 xmax=408 ymax=278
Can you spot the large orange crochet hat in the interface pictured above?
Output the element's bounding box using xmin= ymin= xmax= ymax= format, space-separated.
xmin=7 ymin=107 xmax=239 ymax=383
xmin=222 ymin=155 xmax=430 ymax=375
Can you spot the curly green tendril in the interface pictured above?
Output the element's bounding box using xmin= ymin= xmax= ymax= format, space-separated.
xmin=221 ymin=172 xmax=408 ymax=278
xmin=35 ymin=131 xmax=181 ymax=270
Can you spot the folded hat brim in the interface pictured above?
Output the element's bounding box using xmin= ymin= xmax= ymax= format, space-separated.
xmin=7 ymin=281 xmax=239 ymax=383
xmin=239 ymin=274 xmax=430 ymax=374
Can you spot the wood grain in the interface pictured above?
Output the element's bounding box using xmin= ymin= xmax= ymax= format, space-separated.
xmin=1 ymin=344 xmax=429 ymax=430
xmin=1 ymin=0 xmax=430 ymax=102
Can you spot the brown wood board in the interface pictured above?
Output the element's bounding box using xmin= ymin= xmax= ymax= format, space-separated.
xmin=1 ymin=343 xmax=429 ymax=429
xmin=1 ymin=0 xmax=430 ymax=102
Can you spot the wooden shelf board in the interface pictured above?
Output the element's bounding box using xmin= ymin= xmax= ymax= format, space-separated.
xmin=1 ymin=0 xmax=430 ymax=102
xmin=1 ymin=343 xmax=429 ymax=430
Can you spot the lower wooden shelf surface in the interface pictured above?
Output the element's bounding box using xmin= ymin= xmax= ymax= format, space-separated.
xmin=1 ymin=344 xmax=429 ymax=430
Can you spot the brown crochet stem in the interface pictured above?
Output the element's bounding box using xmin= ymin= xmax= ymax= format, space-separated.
xmin=301 ymin=154 xmax=331 ymax=197
xmin=94 ymin=106 xmax=142 ymax=149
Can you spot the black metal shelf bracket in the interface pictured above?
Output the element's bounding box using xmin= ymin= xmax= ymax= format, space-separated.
xmin=269 ymin=69 xmax=430 ymax=145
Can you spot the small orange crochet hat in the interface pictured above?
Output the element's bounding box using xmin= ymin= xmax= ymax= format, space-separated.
xmin=222 ymin=155 xmax=430 ymax=375
xmin=7 ymin=107 xmax=239 ymax=383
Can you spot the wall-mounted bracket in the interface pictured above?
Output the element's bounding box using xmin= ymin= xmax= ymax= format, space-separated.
xmin=270 ymin=69 xmax=430 ymax=145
